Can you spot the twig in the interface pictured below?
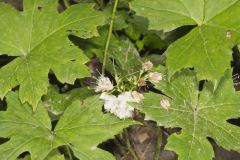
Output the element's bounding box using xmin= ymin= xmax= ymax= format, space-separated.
xmin=101 ymin=0 xmax=119 ymax=74
xmin=124 ymin=129 xmax=138 ymax=160
xmin=153 ymin=127 xmax=162 ymax=160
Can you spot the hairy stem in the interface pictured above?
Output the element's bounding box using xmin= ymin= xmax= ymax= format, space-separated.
xmin=101 ymin=0 xmax=119 ymax=74
xmin=124 ymin=129 xmax=138 ymax=160
xmin=153 ymin=127 xmax=163 ymax=160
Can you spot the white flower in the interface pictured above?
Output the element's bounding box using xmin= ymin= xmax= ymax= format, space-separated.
xmin=100 ymin=92 xmax=136 ymax=119
xmin=95 ymin=76 xmax=113 ymax=92
xmin=149 ymin=72 xmax=163 ymax=83
xmin=116 ymin=92 xmax=136 ymax=119
xmin=132 ymin=91 xmax=144 ymax=103
xmin=142 ymin=61 xmax=153 ymax=71
xmin=99 ymin=92 xmax=118 ymax=112
xmin=118 ymin=92 xmax=136 ymax=102
xmin=160 ymin=99 xmax=170 ymax=110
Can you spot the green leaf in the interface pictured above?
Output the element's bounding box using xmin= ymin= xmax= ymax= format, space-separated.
xmin=80 ymin=27 xmax=142 ymax=75
xmin=103 ymin=6 xmax=129 ymax=30
xmin=130 ymin=0 xmax=240 ymax=83
xmin=44 ymin=149 xmax=64 ymax=160
xmin=0 ymin=92 xmax=53 ymax=159
xmin=0 ymin=0 xmax=105 ymax=110
xmin=138 ymin=69 xmax=240 ymax=160
xmin=0 ymin=92 xmax=136 ymax=160
xmin=124 ymin=15 xmax=149 ymax=41
xmin=42 ymin=85 xmax=95 ymax=120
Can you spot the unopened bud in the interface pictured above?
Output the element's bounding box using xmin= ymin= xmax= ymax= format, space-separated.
xmin=132 ymin=91 xmax=144 ymax=103
xmin=138 ymin=78 xmax=146 ymax=86
xmin=142 ymin=61 xmax=153 ymax=71
xmin=149 ymin=72 xmax=163 ymax=83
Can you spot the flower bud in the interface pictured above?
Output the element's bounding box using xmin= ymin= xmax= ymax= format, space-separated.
xmin=132 ymin=91 xmax=144 ymax=103
xmin=149 ymin=72 xmax=163 ymax=83
xmin=138 ymin=78 xmax=146 ymax=86
xmin=142 ymin=61 xmax=153 ymax=71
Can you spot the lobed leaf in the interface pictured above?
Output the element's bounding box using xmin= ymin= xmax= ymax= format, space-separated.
xmin=0 ymin=0 xmax=105 ymax=110
xmin=0 ymin=92 xmax=136 ymax=160
xmin=130 ymin=0 xmax=240 ymax=83
xmin=137 ymin=68 xmax=240 ymax=160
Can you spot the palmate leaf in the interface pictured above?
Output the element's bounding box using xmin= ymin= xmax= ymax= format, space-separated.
xmin=0 ymin=0 xmax=105 ymax=110
xmin=0 ymin=91 xmax=136 ymax=160
xmin=137 ymin=69 xmax=240 ymax=160
xmin=130 ymin=0 xmax=240 ymax=84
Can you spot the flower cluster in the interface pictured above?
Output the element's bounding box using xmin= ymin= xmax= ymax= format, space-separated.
xmin=95 ymin=60 xmax=165 ymax=119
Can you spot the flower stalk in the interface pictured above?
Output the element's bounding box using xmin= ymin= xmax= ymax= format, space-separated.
xmin=102 ymin=0 xmax=119 ymax=74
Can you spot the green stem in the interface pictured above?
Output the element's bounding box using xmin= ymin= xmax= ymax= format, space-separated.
xmin=63 ymin=0 xmax=70 ymax=8
xmin=153 ymin=127 xmax=163 ymax=160
xmin=66 ymin=146 xmax=73 ymax=160
xmin=124 ymin=129 xmax=138 ymax=160
xmin=101 ymin=0 xmax=119 ymax=74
